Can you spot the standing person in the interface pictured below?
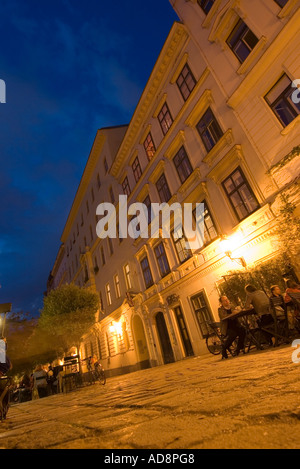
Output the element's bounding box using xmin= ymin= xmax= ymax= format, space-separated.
xmin=47 ymin=366 xmax=56 ymax=395
xmin=218 ymin=296 xmax=246 ymax=360
xmin=33 ymin=365 xmax=48 ymax=398
xmin=244 ymin=285 xmax=274 ymax=345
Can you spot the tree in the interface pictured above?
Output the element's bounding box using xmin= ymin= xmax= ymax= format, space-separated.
xmin=272 ymin=193 xmax=300 ymax=272
xmin=38 ymin=284 xmax=100 ymax=355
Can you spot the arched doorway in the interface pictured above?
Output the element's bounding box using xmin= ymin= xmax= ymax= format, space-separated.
xmin=155 ymin=312 xmax=175 ymax=364
xmin=132 ymin=315 xmax=150 ymax=368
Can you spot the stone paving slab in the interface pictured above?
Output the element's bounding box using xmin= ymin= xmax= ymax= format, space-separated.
xmin=0 ymin=345 xmax=300 ymax=449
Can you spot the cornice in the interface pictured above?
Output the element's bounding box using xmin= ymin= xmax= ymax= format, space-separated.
xmin=110 ymin=22 xmax=189 ymax=178
xmin=227 ymin=7 xmax=300 ymax=109
xmin=61 ymin=131 xmax=106 ymax=243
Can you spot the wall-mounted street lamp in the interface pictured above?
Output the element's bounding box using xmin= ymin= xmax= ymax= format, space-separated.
xmin=220 ymin=236 xmax=247 ymax=269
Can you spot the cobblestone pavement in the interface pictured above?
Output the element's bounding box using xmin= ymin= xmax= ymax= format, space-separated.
xmin=1 ymin=345 xmax=300 ymax=449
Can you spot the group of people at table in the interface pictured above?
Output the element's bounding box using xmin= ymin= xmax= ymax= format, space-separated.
xmin=218 ymin=280 xmax=300 ymax=360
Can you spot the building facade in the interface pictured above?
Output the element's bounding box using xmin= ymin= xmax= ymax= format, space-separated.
xmin=48 ymin=0 xmax=300 ymax=376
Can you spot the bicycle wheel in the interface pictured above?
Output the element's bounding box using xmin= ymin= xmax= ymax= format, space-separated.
xmin=99 ymin=370 xmax=106 ymax=385
xmin=206 ymin=333 xmax=222 ymax=355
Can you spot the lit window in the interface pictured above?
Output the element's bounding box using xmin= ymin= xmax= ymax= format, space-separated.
xmin=124 ymin=264 xmax=132 ymax=290
xmin=106 ymin=284 xmax=112 ymax=306
xmin=114 ymin=275 xmax=121 ymax=299
xmin=144 ymin=133 xmax=156 ymax=161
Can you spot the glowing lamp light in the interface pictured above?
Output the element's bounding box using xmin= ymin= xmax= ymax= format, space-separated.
xmin=220 ymin=235 xmax=247 ymax=268
xmin=110 ymin=322 xmax=123 ymax=336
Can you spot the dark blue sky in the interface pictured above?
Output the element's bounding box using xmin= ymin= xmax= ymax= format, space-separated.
xmin=0 ymin=0 xmax=178 ymax=316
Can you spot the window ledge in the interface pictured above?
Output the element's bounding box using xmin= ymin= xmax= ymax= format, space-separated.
xmin=201 ymin=0 xmax=222 ymax=29
xmin=278 ymin=0 xmax=299 ymax=18
xmin=237 ymin=36 xmax=267 ymax=75
xmin=281 ymin=115 xmax=300 ymax=136
xmin=178 ymin=168 xmax=202 ymax=195
xmin=203 ymin=129 xmax=234 ymax=167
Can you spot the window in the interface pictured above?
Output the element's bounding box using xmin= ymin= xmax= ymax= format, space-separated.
xmin=86 ymin=200 xmax=89 ymax=214
xmin=106 ymin=283 xmax=112 ymax=306
xmin=141 ymin=256 xmax=154 ymax=289
xmin=197 ymin=0 xmax=215 ymax=14
xmin=81 ymin=213 xmax=84 ymax=226
xmin=143 ymin=195 xmax=152 ymax=225
xmin=124 ymin=263 xmax=132 ymax=290
xmin=108 ymin=237 xmax=114 ymax=256
xmin=99 ymin=291 xmax=104 ymax=311
xmin=97 ymin=173 xmax=101 ymax=189
xmin=144 ymin=133 xmax=156 ymax=161
xmin=196 ymin=107 xmax=223 ymax=152
xmin=114 ymin=275 xmax=121 ymax=299
xmin=122 ymin=176 xmax=131 ymax=197
xmin=158 ymin=102 xmax=173 ymax=135
xmin=77 ymin=223 xmax=79 ymax=236
xmin=109 ymin=187 xmax=115 ymax=204
xmin=101 ymin=246 xmax=106 ymax=266
xmin=91 ymin=188 xmax=95 ymax=203
xmin=191 ymin=292 xmax=213 ymax=338
xmin=104 ymin=158 xmax=108 ymax=173
xmin=176 ymin=64 xmax=196 ymax=101
xmin=193 ymin=201 xmax=218 ymax=246
xmin=90 ymin=225 xmax=93 ymax=243
xmin=265 ymin=74 xmax=300 ymax=127
xmin=222 ymin=167 xmax=259 ymax=221
xmin=156 ymin=173 xmax=172 ymax=203
xmin=226 ymin=19 xmax=259 ymax=64
xmin=172 ymin=227 xmax=192 ymax=264
xmin=154 ymin=242 xmax=171 ymax=278
xmin=132 ymin=157 xmax=142 ymax=183
xmin=274 ymin=0 xmax=288 ymax=7
xmin=94 ymin=256 xmax=99 ymax=273
xmin=173 ymin=146 xmax=193 ymax=184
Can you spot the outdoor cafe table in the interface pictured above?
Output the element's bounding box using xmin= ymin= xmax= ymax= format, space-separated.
xmin=221 ymin=308 xmax=262 ymax=352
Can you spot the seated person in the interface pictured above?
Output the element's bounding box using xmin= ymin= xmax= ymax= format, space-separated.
xmin=218 ymin=296 xmax=246 ymax=360
xmin=270 ymin=285 xmax=286 ymax=319
xmin=284 ymin=280 xmax=300 ymax=329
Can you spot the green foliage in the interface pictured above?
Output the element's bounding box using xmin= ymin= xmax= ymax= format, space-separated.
xmin=219 ymin=256 xmax=294 ymax=305
xmin=39 ymin=284 xmax=100 ymax=352
xmin=273 ymin=193 xmax=300 ymax=263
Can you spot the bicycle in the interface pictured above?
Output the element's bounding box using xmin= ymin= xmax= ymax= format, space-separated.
xmin=81 ymin=358 xmax=106 ymax=385
xmin=93 ymin=363 xmax=106 ymax=386
xmin=205 ymin=322 xmax=237 ymax=356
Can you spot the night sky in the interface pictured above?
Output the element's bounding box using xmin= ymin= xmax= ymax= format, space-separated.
xmin=0 ymin=0 xmax=178 ymax=316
